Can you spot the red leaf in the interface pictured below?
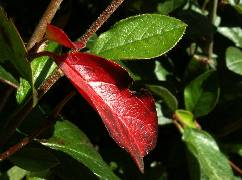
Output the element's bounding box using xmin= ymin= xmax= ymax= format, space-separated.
xmin=46 ymin=24 xmax=77 ymax=49
xmin=55 ymin=52 xmax=158 ymax=172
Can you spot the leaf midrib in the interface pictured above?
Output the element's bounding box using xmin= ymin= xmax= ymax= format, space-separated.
xmin=96 ymin=24 xmax=185 ymax=54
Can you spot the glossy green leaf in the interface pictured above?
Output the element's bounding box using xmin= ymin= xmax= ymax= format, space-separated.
xmin=157 ymin=0 xmax=186 ymax=15
xmin=184 ymin=70 xmax=220 ymax=117
xmin=91 ymin=14 xmax=187 ymax=60
xmin=10 ymin=146 xmax=59 ymax=172
xmin=16 ymin=41 xmax=58 ymax=104
xmin=40 ymin=120 xmax=119 ymax=180
xmin=175 ymin=110 xmax=196 ymax=128
xmin=0 ymin=65 xmax=19 ymax=88
xmin=0 ymin=7 xmax=32 ymax=83
xmin=226 ymin=46 xmax=242 ymax=75
xmin=183 ymin=128 xmax=234 ymax=179
xmin=218 ymin=27 xmax=242 ymax=48
xmin=146 ymin=84 xmax=178 ymax=112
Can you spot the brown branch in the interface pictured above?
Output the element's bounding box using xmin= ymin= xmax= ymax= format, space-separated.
xmin=217 ymin=119 xmax=242 ymax=137
xmin=230 ymin=160 xmax=242 ymax=176
xmin=0 ymin=90 xmax=76 ymax=161
xmin=76 ymin=0 xmax=125 ymax=49
xmin=27 ymin=0 xmax=64 ymax=51
xmin=37 ymin=69 xmax=64 ymax=98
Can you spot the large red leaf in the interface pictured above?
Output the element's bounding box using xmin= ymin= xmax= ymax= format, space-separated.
xmin=54 ymin=52 xmax=158 ymax=172
xmin=46 ymin=24 xmax=158 ymax=172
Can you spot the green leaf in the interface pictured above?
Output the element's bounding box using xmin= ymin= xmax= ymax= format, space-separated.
xmin=186 ymin=149 xmax=210 ymax=180
xmin=226 ymin=46 xmax=242 ymax=76
xmin=146 ymin=84 xmax=178 ymax=112
xmin=0 ymin=7 xmax=32 ymax=83
xmin=175 ymin=110 xmax=196 ymax=128
xmin=0 ymin=166 xmax=27 ymax=180
xmin=91 ymin=14 xmax=187 ymax=60
xmin=0 ymin=65 xmax=19 ymax=88
xmin=51 ymin=152 xmax=98 ymax=180
xmin=183 ymin=128 xmax=234 ymax=179
xmin=10 ymin=146 xmax=59 ymax=172
xmin=157 ymin=0 xmax=186 ymax=15
xmin=218 ymin=27 xmax=242 ymax=48
xmin=234 ymin=4 xmax=242 ymax=14
xmin=155 ymin=102 xmax=172 ymax=125
xmin=154 ymin=60 xmax=171 ymax=81
xmin=16 ymin=41 xmax=58 ymax=104
xmin=227 ymin=0 xmax=242 ymax=14
xmin=40 ymin=120 xmax=119 ymax=180
xmin=184 ymin=70 xmax=220 ymax=117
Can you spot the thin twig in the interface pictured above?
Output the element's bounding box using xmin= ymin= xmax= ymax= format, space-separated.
xmin=76 ymin=0 xmax=125 ymax=49
xmin=37 ymin=68 xmax=64 ymax=98
xmin=27 ymin=0 xmax=64 ymax=51
xmin=230 ymin=160 xmax=242 ymax=175
xmin=217 ymin=119 xmax=242 ymax=137
xmin=0 ymin=90 xmax=76 ymax=161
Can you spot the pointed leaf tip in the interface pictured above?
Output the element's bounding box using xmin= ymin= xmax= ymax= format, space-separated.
xmin=54 ymin=52 xmax=158 ymax=172
xmin=46 ymin=24 xmax=76 ymax=49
